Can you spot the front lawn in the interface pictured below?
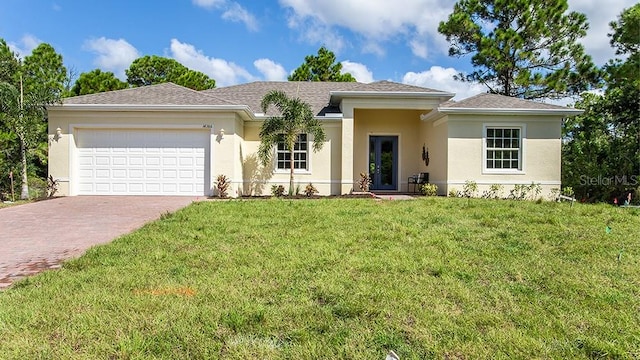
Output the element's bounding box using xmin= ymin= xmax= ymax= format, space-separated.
xmin=0 ymin=198 xmax=638 ymax=359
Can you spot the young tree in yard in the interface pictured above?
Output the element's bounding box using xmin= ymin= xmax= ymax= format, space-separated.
xmin=288 ymin=46 xmax=356 ymax=82
xmin=0 ymin=41 xmax=66 ymax=199
xmin=125 ymin=55 xmax=216 ymax=90
xmin=70 ymin=69 xmax=128 ymax=96
xmin=562 ymin=4 xmax=639 ymax=202
xmin=438 ymin=0 xmax=600 ymax=99
xmin=258 ymin=90 xmax=326 ymax=193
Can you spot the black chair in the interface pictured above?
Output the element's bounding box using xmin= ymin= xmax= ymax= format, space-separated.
xmin=408 ymin=172 xmax=429 ymax=193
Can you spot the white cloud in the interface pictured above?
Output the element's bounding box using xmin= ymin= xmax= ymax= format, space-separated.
xmin=193 ymin=0 xmax=258 ymax=31
xmin=83 ymin=37 xmax=139 ymax=79
xmin=292 ymin=19 xmax=347 ymax=54
xmin=361 ymin=41 xmax=385 ymax=57
xmin=222 ymin=3 xmax=259 ymax=31
xmin=279 ymin=0 xmax=635 ymax=65
xmin=403 ymin=66 xmax=488 ymax=100
xmin=341 ymin=61 xmax=374 ymax=83
xmin=409 ymin=39 xmax=428 ymax=59
xmin=169 ymin=38 xmax=255 ymax=87
xmin=279 ymin=0 xmax=452 ymax=56
xmin=8 ymin=34 xmax=42 ymax=58
xmin=567 ymin=0 xmax=637 ymax=65
xmin=254 ymin=59 xmax=287 ymax=81
xmin=192 ymin=0 xmax=225 ymax=8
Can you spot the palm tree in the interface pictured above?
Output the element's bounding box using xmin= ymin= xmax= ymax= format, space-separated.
xmin=258 ymin=90 xmax=326 ymax=193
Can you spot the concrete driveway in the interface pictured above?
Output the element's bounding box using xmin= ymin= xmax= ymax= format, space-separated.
xmin=0 ymin=196 xmax=197 ymax=288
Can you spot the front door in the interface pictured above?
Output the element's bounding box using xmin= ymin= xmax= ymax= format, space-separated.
xmin=369 ymin=136 xmax=398 ymax=191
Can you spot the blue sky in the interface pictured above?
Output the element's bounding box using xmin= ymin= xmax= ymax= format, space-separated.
xmin=0 ymin=0 xmax=635 ymax=100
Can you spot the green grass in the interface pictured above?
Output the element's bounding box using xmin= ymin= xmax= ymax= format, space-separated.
xmin=0 ymin=199 xmax=32 ymax=209
xmin=0 ymin=198 xmax=638 ymax=359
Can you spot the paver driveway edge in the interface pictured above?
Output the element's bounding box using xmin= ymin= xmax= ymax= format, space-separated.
xmin=0 ymin=196 xmax=198 ymax=289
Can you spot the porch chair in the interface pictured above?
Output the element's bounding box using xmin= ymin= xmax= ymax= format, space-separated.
xmin=408 ymin=172 xmax=429 ymax=193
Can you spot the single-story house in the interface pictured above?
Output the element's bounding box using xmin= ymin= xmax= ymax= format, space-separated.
xmin=47 ymin=81 xmax=582 ymax=197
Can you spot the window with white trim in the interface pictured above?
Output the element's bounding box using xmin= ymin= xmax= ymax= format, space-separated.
xmin=485 ymin=127 xmax=521 ymax=170
xmin=276 ymin=134 xmax=308 ymax=171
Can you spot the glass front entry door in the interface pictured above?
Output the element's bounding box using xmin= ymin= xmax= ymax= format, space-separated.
xmin=369 ymin=136 xmax=398 ymax=191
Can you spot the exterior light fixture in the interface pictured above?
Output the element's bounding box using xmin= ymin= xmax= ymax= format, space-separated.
xmin=219 ymin=128 xmax=225 ymax=138
xmin=56 ymin=127 xmax=62 ymax=137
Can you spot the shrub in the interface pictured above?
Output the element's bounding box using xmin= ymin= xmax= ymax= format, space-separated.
xmin=271 ymin=185 xmax=285 ymax=197
xmin=47 ymin=175 xmax=59 ymax=198
xmin=216 ymin=174 xmax=231 ymax=198
xmin=562 ymin=186 xmax=575 ymax=197
xmin=481 ymin=184 xmax=503 ymax=199
xmin=420 ymin=183 xmax=438 ymax=196
xmin=357 ymin=172 xmax=371 ymax=192
xmin=448 ymin=187 xmax=461 ymax=197
xmin=509 ymin=182 xmax=542 ymax=201
xmin=28 ymin=176 xmax=48 ymax=199
xmin=462 ymin=180 xmax=478 ymax=198
xmin=304 ymin=183 xmax=318 ymax=197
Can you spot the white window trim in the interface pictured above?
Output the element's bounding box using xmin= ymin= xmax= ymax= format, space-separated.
xmin=273 ymin=133 xmax=312 ymax=174
xmin=482 ymin=123 xmax=526 ymax=175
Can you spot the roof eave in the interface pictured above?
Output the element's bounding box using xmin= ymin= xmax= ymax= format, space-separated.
xmin=251 ymin=113 xmax=344 ymax=122
xmin=48 ymin=103 xmax=255 ymax=120
xmin=438 ymin=107 xmax=584 ymax=116
xmin=330 ymin=91 xmax=455 ymax=103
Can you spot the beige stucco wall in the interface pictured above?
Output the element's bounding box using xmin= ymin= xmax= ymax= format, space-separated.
xmin=48 ymin=108 xmax=240 ymax=196
xmin=423 ymin=119 xmax=449 ymax=195
xmin=353 ymin=109 xmax=428 ymax=192
xmin=240 ymin=121 xmax=342 ymax=196
xmin=446 ymin=114 xmax=562 ymax=197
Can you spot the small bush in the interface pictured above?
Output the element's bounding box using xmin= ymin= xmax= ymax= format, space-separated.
xmin=304 ymin=183 xmax=318 ymax=197
xmin=271 ymin=185 xmax=285 ymax=197
xmin=216 ymin=174 xmax=231 ymax=198
xmin=47 ymin=175 xmax=59 ymax=197
xmin=462 ymin=180 xmax=478 ymax=198
xmin=448 ymin=187 xmax=461 ymax=197
xmin=562 ymin=186 xmax=575 ymax=197
xmin=358 ymin=172 xmax=371 ymax=192
xmin=509 ymin=182 xmax=542 ymax=201
xmin=420 ymin=183 xmax=438 ymax=196
xmin=481 ymin=184 xmax=503 ymax=199
xmin=28 ymin=176 xmax=47 ymax=199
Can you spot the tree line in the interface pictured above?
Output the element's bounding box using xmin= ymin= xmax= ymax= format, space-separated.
xmin=0 ymin=1 xmax=637 ymax=202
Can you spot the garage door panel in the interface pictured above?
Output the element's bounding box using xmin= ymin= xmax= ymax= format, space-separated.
xmin=163 ymin=170 xmax=177 ymax=178
xmin=180 ymin=170 xmax=193 ymax=178
xmin=95 ymin=183 xmax=110 ymax=192
xmin=146 ymin=183 xmax=161 ymax=192
xmin=96 ymin=169 xmax=110 ymax=178
xmin=113 ymin=169 xmax=127 ymax=178
xmin=129 ymin=156 xmax=144 ymax=166
xmin=113 ymin=157 xmax=127 ymax=166
xmin=129 ymin=169 xmax=144 ymax=178
xmin=76 ymin=129 xmax=209 ymax=195
xmin=129 ymin=183 xmax=144 ymax=192
xmin=162 ymin=184 xmax=178 ymax=192
xmin=163 ymin=157 xmax=177 ymax=166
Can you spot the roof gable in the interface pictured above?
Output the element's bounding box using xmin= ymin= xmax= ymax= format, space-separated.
xmin=441 ymin=93 xmax=574 ymax=111
xmin=422 ymin=92 xmax=583 ymax=120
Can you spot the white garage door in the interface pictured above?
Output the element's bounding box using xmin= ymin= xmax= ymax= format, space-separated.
xmin=76 ymin=128 xmax=210 ymax=195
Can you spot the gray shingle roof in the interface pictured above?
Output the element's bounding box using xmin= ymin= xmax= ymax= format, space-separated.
xmin=63 ymin=82 xmax=235 ymax=106
xmin=441 ymin=93 xmax=574 ymax=110
xmin=203 ymin=81 xmax=449 ymax=115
